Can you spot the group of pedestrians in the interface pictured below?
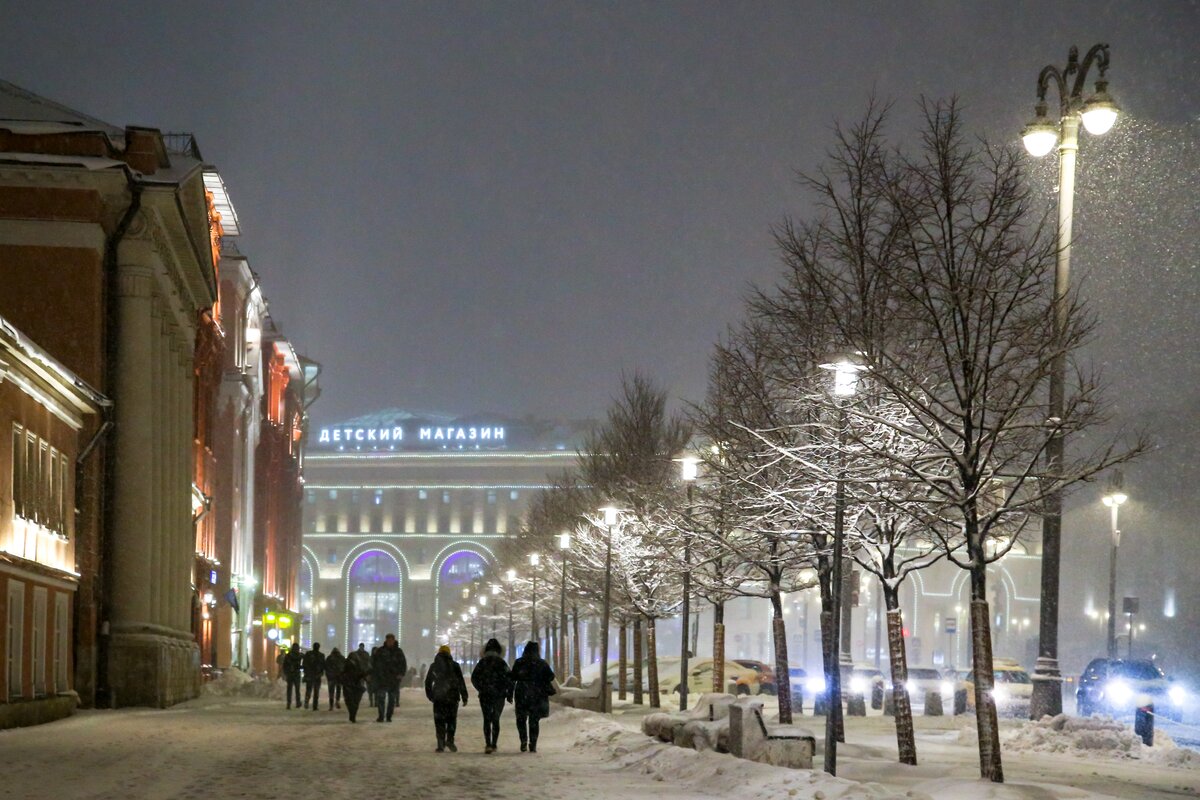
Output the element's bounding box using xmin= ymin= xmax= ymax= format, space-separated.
xmin=279 ymin=634 xmax=556 ymax=753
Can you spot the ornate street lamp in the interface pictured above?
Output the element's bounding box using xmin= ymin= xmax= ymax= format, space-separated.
xmin=558 ymin=532 xmax=571 ymax=677
xmin=677 ymin=456 xmax=700 ymax=712
xmin=1022 ymin=43 xmax=1118 ymax=720
xmin=818 ymin=355 xmax=864 ymax=777
xmin=505 ymin=568 xmax=518 ymax=662
xmin=1102 ymin=487 xmax=1128 ymax=659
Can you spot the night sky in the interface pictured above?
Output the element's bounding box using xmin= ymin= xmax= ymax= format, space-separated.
xmin=3 ymin=2 xmax=1199 ymax=672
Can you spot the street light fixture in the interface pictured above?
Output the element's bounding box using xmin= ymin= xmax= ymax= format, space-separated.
xmin=1022 ymin=43 xmax=1118 ymax=721
xmin=818 ymin=355 xmax=863 ymax=777
xmin=677 ymin=456 xmax=700 ymax=712
xmin=558 ymin=532 xmax=571 ymax=677
xmin=599 ymin=505 xmax=621 ymax=713
xmin=1102 ymin=488 xmax=1128 ymax=659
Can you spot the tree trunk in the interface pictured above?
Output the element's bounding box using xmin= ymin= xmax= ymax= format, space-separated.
xmin=970 ymin=571 xmax=1004 ymax=782
xmin=771 ymin=590 xmax=793 ymax=723
xmin=713 ymin=602 xmax=725 ymax=693
xmin=647 ymin=617 xmax=660 ymax=708
xmin=884 ymin=589 xmax=916 ymax=766
xmin=572 ymin=605 xmax=581 ymax=680
xmin=632 ymin=617 xmax=644 ymax=705
xmin=618 ymin=620 xmax=628 ymax=700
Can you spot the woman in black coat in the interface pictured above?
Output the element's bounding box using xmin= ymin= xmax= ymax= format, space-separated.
xmin=425 ymin=645 xmax=469 ymax=752
xmin=508 ymin=640 xmax=555 ymax=752
xmin=470 ymin=638 xmax=512 ymax=753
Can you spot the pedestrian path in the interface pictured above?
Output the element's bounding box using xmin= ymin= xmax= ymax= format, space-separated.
xmin=0 ymin=689 xmax=715 ymax=800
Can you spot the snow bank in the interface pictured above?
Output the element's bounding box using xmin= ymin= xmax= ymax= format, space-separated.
xmin=201 ymin=669 xmax=285 ymax=700
xmin=955 ymin=714 xmax=1200 ymax=770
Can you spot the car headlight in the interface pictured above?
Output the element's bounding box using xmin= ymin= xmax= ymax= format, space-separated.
xmin=806 ymin=675 xmax=826 ymax=694
xmin=1168 ymin=685 xmax=1186 ymax=706
xmin=941 ymin=681 xmax=954 ymax=697
xmin=905 ymin=679 xmax=916 ymax=694
xmin=992 ymin=685 xmax=1009 ymax=704
xmin=850 ymin=676 xmax=867 ymax=694
xmin=1104 ymin=680 xmax=1133 ymax=707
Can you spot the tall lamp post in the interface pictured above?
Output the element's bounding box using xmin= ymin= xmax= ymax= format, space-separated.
xmin=598 ymin=505 xmax=620 ymax=713
xmin=529 ymin=552 xmax=541 ymax=645
xmin=678 ymin=456 xmax=699 ymax=712
xmin=505 ymin=568 xmax=517 ymax=662
xmin=819 ymin=356 xmax=864 ymax=777
xmin=558 ymin=532 xmax=571 ymax=677
xmin=490 ymin=583 xmax=501 ymax=639
xmin=1021 ymin=43 xmax=1118 ymax=719
xmin=1102 ymin=488 xmax=1128 ymax=659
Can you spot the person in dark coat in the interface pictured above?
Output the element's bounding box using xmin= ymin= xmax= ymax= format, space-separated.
xmin=302 ymin=642 xmax=326 ymax=710
xmin=324 ymin=647 xmax=346 ymax=710
xmin=281 ymin=641 xmax=304 ymax=709
xmin=340 ymin=649 xmax=368 ymax=723
xmin=371 ymin=633 xmax=408 ymax=722
xmin=509 ymin=640 xmax=555 ymax=752
xmin=425 ymin=645 xmax=469 ymax=752
xmin=470 ymin=638 xmax=512 ymax=753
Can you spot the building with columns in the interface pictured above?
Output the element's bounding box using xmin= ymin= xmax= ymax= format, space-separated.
xmin=300 ymin=411 xmax=588 ymax=656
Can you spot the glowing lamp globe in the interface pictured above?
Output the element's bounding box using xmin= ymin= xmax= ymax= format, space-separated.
xmin=1022 ymin=119 xmax=1058 ymax=157
xmin=1081 ymin=84 xmax=1119 ymax=136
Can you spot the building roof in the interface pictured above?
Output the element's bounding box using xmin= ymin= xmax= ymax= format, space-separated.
xmin=0 ymin=79 xmax=123 ymax=142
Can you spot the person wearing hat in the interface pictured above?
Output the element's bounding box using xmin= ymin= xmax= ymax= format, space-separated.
xmin=471 ymin=638 xmax=512 ymax=753
xmin=371 ymin=633 xmax=408 ymax=722
xmin=424 ymin=644 xmax=469 ymax=752
xmin=509 ymin=640 xmax=556 ymax=753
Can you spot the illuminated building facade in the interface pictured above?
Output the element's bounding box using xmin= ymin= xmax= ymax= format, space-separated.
xmin=300 ymin=411 xmax=587 ymax=655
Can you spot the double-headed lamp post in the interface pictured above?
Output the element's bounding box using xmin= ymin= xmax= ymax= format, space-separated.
xmin=1102 ymin=489 xmax=1128 ymax=659
xmin=1022 ymin=43 xmax=1119 ymax=720
xmin=819 ymin=356 xmax=864 ymax=777
xmin=678 ymin=456 xmax=700 ymax=712
xmin=558 ymin=532 xmax=571 ymax=678
xmin=490 ymin=583 xmax=501 ymax=639
xmin=529 ymin=552 xmax=541 ymax=643
xmin=599 ymin=505 xmax=620 ymax=713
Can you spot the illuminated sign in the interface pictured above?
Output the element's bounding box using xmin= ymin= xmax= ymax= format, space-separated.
xmin=316 ymin=424 xmax=505 ymax=447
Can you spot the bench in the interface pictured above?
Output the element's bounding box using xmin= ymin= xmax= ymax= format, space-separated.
xmin=642 ymin=693 xmax=735 ymax=749
xmin=728 ymin=697 xmax=816 ymax=769
xmin=554 ymin=678 xmax=606 ymax=712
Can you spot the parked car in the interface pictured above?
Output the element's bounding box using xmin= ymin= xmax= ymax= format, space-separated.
xmin=733 ymin=659 xmax=778 ymax=695
xmin=954 ymin=659 xmax=1034 ymax=715
xmin=904 ymin=666 xmax=955 ymax=703
xmin=1076 ymin=658 xmax=1186 ymax=721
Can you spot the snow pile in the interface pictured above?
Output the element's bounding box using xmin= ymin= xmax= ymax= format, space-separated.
xmin=201 ymin=669 xmax=285 ymax=700
xmin=957 ymin=714 xmax=1200 ymax=770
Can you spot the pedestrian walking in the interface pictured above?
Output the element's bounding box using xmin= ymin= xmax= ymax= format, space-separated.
xmin=325 ymin=647 xmax=346 ymax=710
xmin=341 ymin=649 xmax=368 ymax=723
xmin=509 ymin=640 xmax=555 ymax=753
xmin=303 ymin=642 xmax=326 ymax=710
xmin=367 ymin=645 xmax=380 ymax=708
xmin=470 ymin=638 xmax=512 ymax=753
xmin=371 ymin=633 xmax=408 ymax=722
xmin=425 ymin=645 xmax=468 ymax=752
xmin=282 ymin=641 xmax=303 ymax=710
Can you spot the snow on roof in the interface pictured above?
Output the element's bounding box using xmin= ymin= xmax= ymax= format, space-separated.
xmin=203 ymin=170 xmax=241 ymax=236
xmin=0 ymin=151 xmax=126 ymax=171
xmin=0 ymin=80 xmax=123 ymax=142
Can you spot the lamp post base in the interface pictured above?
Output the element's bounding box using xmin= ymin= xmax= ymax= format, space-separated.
xmin=1030 ymin=657 xmax=1064 ymax=720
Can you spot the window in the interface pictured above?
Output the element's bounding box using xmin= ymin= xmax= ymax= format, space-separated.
xmin=486 ymin=490 xmax=497 ymax=505
xmin=441 ymin=491 xmax=450 ymax=505
xmin=53 ymin=594 xmax=68 ymax=692
xmin=306 ymin=490 xmax=316 ymax=504
xmin=418 ymin=489 xmax=428 ymax=501
xmin=327 ymin=549 xmax=338 ymax=565
xmin=328 ymin=490 xmax=338 ymax=500
xmin=6 ymin=581 xmax=24 ymax=700
xmin=374 ymin=490 xmax=383 ymax=506
xmin=10 ymin=425 xmax=69 ymax=538
xmin=32 ymin=588 xmax=46 ymax=697
xmin=510 ymin=490 xmax=519 ymax=501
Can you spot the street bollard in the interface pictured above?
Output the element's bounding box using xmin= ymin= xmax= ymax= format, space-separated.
xmin=924 ymin=690 xmax=944 ymax=717
xmin=1134 ymin=705 xmax=1154 ymax=747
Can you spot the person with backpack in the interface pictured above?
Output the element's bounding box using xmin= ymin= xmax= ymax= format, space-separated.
xmin=340 ymin=648 xmax=369 ymax=723
xmin=470 ymin=638 xmax=512 ymax=753
xmin=324 ymin=646 xmax=346 ymax=710
xmin=371 ymin=634 xmax=408 ymax=722
xmin=424 ymin=644 xmax=469 ymax=752
xmin=281 ymin=641 xmax=304 ymax=710
xmin=509 ymin=640 xmax=555 ymax=752
xmin=302 ymin=642 xmax=327 ymax=710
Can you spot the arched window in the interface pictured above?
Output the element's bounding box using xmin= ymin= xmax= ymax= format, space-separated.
xmin=436 ymin=551 xmax=487 ymax=623
xmin=350 ymin=551 xmax=401 ymax=648
xmin=299 ymin=560 xmax=314 ymax=648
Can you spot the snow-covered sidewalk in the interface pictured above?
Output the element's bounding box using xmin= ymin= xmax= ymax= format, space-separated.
xmin=1 ymin=687 xmax=1197 ymax=800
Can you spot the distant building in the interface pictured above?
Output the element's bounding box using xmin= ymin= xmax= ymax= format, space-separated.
xmin=300 ymin=410 xmax=588 ymax=653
